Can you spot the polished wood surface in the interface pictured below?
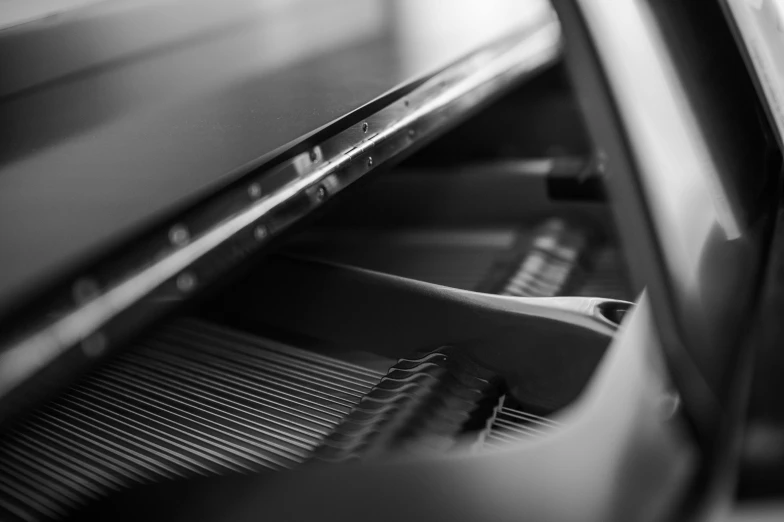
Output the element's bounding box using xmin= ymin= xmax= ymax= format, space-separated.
xmin=0 ymin=0 xmax=549 ymax=313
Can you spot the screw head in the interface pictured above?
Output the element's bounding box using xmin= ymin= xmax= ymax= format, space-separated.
xmin=176 ymin=272 xmax=197 ymax=292
xmin=253 ymin=224 xmax=269 ymax=240
xmin=367 ymin=157 xmax=373 ymax=168
xmin=595 ymin=151 xmax=608 ymax=174
xmin=248 ymin=183 xmax=262 ymax=199
xmin=309 ymin=150 xmax=318 ymax=162
xmin=169 ymin=225 xmax=190 ymax=246
xmin=316 ymin=185 xmax=328 ymax=201
xmin=82 ymin=332 xmax=107 ymax=357
xmin=73 ymin=278 xmax=100 ymax=304
xmin=361 ymin=122 xmax=369 ymax=133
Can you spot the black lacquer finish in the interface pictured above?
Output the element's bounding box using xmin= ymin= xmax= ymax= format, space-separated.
xmin=75 ymin=293 xmax=694 ymax=522
xmin=0 ymin=0 xmax=550 ymax=316
xmin=0 ymin=4 xmax=560 ymax=427
xmin=207 ymin=255 xmax=626 ymax=411
xmin=553 ymin=0 xmax=775 ymax=440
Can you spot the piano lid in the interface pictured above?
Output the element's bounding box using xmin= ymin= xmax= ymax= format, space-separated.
xmin=555 ymin=0 xmax=777 ymax=438
xmin=723 ymin=0 xmax=784 ymax=149
xmin=0 ymin=0 xmax=551 ymax=317
xmin=0 ymin=0 xmax=560 ymax=419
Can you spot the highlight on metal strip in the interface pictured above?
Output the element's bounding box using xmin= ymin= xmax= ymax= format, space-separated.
xmin=0 ymin=11 xmax=562 ymax=410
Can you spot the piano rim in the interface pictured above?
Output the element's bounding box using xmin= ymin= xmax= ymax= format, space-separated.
xmin=0 ymin=15 xmax=562 ymax=426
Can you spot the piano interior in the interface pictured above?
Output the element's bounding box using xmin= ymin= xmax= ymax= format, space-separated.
xmin=0 ymin=63 xmax=637 ymax=521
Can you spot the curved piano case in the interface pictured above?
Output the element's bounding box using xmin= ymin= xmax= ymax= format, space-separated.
xmin=0 ymin=0 xmax=780 ymax=520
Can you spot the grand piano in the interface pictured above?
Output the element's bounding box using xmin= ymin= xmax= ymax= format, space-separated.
xmin=1 ymin=0 xmax=783 ymax=520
